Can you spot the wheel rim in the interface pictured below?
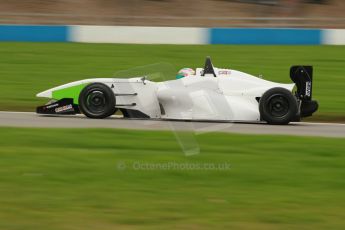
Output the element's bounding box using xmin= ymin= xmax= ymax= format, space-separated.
xmin=267 ymin=94 xmax=290 ymax=118
xmin=86 ymin=90 xmax=107 ymax=114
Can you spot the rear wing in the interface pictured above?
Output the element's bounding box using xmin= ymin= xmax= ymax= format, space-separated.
xmin=290 ymin=66 xmax=318 ymax=117
xmin=290 ymin=66 xmax=313 ymax=101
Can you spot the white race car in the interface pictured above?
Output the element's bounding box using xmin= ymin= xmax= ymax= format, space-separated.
xmin=36 ymin=57 xmax=318 ymax=125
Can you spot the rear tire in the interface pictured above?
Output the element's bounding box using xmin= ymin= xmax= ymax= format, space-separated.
xmin=79 ymin=83 xmax=116 ymax=119
xmin=259 ymin=87 xmax=298 ymax=125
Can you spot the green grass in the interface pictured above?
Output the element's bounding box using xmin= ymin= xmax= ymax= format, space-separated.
xmin=0 ymin=43 xmax=344 ymax=121
xmin=0 ymin=127 xmax=345 ymax=229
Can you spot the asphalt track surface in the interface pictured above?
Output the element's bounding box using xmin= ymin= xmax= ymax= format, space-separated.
xmin=0 ymin=111 xmax=344 ymax=138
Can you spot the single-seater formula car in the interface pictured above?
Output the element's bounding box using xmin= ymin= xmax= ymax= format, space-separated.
xmin=36 ymin=57 xmax=318 ymax=125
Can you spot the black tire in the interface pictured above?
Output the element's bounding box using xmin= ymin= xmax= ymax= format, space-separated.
xmin=259 ymin=87 xmax=298 ymax=125
xmin=78 ymin=83 xmax=116 ymax=119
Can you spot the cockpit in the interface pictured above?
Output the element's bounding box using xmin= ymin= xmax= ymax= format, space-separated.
xmin=176 ymin=57 xmax=231 ymax=79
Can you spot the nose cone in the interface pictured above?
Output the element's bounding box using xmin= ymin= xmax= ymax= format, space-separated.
xmin=36 ymin=90 xmax=52 ymax=98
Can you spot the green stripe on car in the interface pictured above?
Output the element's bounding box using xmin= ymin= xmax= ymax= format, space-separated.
xmin=52 ymin=83 xmax=87 ymax=104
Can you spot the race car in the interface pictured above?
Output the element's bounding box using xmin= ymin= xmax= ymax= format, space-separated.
xmin=36 ymin=57 xmax=318 ymax=125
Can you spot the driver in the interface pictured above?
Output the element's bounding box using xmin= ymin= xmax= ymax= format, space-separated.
xmin=176 ymin=68 xmax=195 ymax=79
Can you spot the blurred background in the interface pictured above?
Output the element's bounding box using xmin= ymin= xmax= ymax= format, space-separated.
xmin=0 ymin=0 xmax=344 ymax=28
xmin=0 ymin=0 xmax=344 ymax=117
xmin=1 ymin=1 xmax=345 ymax=230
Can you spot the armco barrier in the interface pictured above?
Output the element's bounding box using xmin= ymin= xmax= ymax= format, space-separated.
xmin=0 ymin=25 xmax=344 ymax=45
xmin=70 ymin=26 xmax=208 ymax=44
xmin=209 ymin=28 xmax=322 ymax=45
xmin=0 ymin=25 xmax=69 ymax=42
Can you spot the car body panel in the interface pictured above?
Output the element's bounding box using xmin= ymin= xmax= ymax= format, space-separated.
xmin=37 ymin=72 xmax=294 ymax=122
xmin=37 ymin=58 xmax=317 ymax=123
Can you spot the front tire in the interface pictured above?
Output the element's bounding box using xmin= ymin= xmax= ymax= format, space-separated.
xmin=79 ymin=83 xmax=116 ymax=119
xmin=259 ymin=87 xmax=298 ymax=125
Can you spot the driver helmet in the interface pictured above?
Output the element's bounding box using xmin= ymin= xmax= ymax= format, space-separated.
xmin=176 ymin=68 xmax=195 ymax=79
